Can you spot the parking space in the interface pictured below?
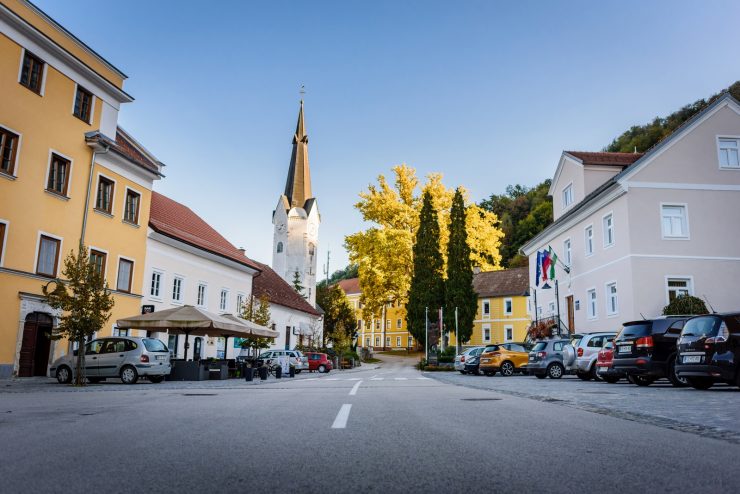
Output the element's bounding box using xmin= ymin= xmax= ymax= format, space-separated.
xmin=429 ymin=371 xmax=740 ymax=443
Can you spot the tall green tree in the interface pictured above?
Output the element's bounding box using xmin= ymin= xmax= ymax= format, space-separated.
xmin=240 ymin=294 xmax=272 ymax=355
xmin=406 ymin=191 xmax=445 ymax=344
xmin=317 ymin=284 xmax=357 ymax=347
xmin=292 ymin=271 xmax=305 ymax=298
xmin=444 ymin=189 xmax=478 ymax=344
xmin=42 ymin=244 xmax=115 ymax=386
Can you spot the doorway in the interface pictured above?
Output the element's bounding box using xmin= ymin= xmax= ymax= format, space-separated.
xmin=193 ymin=337 xmax=203 ymax=361
xmin=19 ymin=312 xmax=53 ymax=377
xmin=566 ymin=295 xmax=575 ymax=333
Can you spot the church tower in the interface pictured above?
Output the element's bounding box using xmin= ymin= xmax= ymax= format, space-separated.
xmin=272 ymin=100 xmax=320 ymax=307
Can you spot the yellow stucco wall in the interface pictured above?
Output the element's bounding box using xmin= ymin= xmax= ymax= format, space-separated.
xmin=468 ymin=295 xmax=529 ymax=346
xmin=0 ymin=22 xmax=153 ymax=376
xmin=348 ymin=293 xmax=415 ymax=350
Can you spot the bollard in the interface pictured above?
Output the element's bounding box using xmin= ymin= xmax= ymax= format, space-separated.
xmin=289 ymin=366 xmax=295 ymax=378
xmin=259 ymin=366 xmax=268 ymax=380
xmin=275 ymin=366 xmax=282 ymax=379
xmin=244 ymin=367 xmax=254 ymax=382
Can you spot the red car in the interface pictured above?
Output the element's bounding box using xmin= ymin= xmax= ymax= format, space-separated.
xmin=307 ymin=352 xmax=333 ymax=373
xmin=595 ymin=340 xmax=624 ymax=383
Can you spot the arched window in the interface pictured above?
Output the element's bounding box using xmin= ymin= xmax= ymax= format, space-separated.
xmin=276 ymin=242 xmax=283 ymax=253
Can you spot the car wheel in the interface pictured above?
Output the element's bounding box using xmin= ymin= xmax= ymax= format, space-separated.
xmin=576 ymin=371 xmax=591 ymax=381
xmin=501 ymin=361 xmax=515 ymax=377
xmin=318 ymin=365 xmax=326 ymax=373
xmin=590 ymin=365 xmax=602 ymax=381
xmin=148 ymin=375 xmax=165 ymax=383
xmin=603 ymin=376 xmax=620 ymax=384
xmin=668 ymin=357 xmax=688 ymax=388
xmin=632 ymin=375 xmax=654 ymax=387
xmin=56 ymin=366 xmax=72 ymax=384
xmin=535 ymin=373 xmax=547 ymax=379
xmin=547 ymin=363 xmax=564 ymax=379
xmin=120 ymin=365 xmax=138 ymax=385
xmin=686 ymin=377 xmax=713 ymax=390
xmin=459 ymin=370 xmax=466 ymax=375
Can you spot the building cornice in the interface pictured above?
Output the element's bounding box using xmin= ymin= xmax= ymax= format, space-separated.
xmin=148 ymin=231 xmax=260 ymax=276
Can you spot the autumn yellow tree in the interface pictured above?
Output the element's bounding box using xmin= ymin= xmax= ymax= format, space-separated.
xmin=345 ymin=164 xmax=503 ymax=320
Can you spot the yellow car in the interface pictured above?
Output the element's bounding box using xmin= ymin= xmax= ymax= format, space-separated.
xmin=479 ymin=343 xmax=532 ymax=377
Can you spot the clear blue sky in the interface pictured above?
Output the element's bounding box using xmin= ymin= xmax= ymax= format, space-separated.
xmin=35 ymin=0 xmax=740 ymax=272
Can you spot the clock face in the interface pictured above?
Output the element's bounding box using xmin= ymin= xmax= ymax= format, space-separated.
xmin=277 ymin=222 xmax=286 ymax=233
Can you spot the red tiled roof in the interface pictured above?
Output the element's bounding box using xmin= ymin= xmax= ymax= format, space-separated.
xmin=335 ymin=278 xmax=361 ymax=295
xmin=473 ymin=267 xmax=530 ymax=298
xmin=149 ymin=192 xmax=260 ymax=271
xmin=114 ymin=128 xmax=160 ymax=173
xmin=566 ymin=151 xmax=644 ymax=167
xmin=251 ymin=261 xmax=321 ymax=316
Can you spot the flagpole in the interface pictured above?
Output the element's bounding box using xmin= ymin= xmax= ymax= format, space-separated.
xmin=455 ymin=307 xmax=459 ymax=353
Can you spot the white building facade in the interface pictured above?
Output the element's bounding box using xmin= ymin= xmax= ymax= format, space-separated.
xmin=522 ymin=94 xmax=740 ymax=334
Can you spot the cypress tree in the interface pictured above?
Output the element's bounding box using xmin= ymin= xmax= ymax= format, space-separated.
xmin=445 ymin=188 xmax=478 ymax=345
xmin=406 ymin=191 xmax=445 ymax=346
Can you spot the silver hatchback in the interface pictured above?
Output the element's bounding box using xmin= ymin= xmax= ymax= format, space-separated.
xmin=50 ymin=337 xmax=172 ymax=384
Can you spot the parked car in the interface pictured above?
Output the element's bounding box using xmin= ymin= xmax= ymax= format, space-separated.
xmin=612 ymin=316 xmax=691 ymax=387
xmin=595 ymin=339 xmax=624 ymax=383
xmin=562 ymin=334 xmax=582 ymax=374
xmin=306 ymin=352 xmax=333 ymax=373
xmin=50 ymin=337 xmax=171 ymax=385
xmin=574 ymin=332 xmax=618 ymax=380
xmin=465 ymin=345 xmax=498 ymax=375
xmin=258 ymin=350 xmax=309 ymax=372
xmin=479 ymin=342 xmax=532 ymax=376
xmin=454 ymin=347 xmax=484 ymax=374
xmin=676 ymin=312 xmax=740 ymax=390
xmin=527 ymin=339 xmax=570 ymax=379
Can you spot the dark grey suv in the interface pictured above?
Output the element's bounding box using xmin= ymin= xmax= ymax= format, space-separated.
xmin=527 ymin=339 xmax=570 ymax=379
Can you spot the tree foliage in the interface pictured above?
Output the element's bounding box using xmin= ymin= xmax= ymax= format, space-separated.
xmin=605 ymin=81 xmax=740 ymax=153
xmin=292 ymin=271 xmax=305 ymax=298
xmin=317 ymin=284 xmax=357 ymax=348
xmin=445 ymin=189 xmax=478 ymax=344
xmin=345 ymin=165 xmax=502 ymax=320
xmin=662 ymin=295 xmax=709 ymax=316
xmin=317 ymin=264 xmax=359 ymax=289
xmin=42 ymin=244 xmax=115 ymax=386
xmin=406 ymin=191 xmax=446 ymax=343
xmin=479 ymin=180 xmax=552 ymax=267
xmin=240 ymin=294 xmax=272 ymax=354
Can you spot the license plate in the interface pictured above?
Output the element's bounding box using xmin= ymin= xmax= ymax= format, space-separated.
xmin=683 ymin=355 xmax=701 ymax=364
xmin=529 ymin=356 xmax=534 ymax=360
xmin=619 ymin=345 xmax=632 ymax=354
xmin=156 ymin=355 xmax=167 ymax=361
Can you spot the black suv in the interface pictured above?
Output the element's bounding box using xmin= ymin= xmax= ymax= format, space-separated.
xmin=676 ymin=312 xmax=740 ymax=390
xmin=612 ymin=316 xmax=691 ymax=387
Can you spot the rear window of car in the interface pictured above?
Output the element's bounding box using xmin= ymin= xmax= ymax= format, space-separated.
xmin=142 ymin=338 xmax=167 ymax=352
xmin=532 ymin=342 xmax=547 ymax=352
xmin=483 ymin=345 xmax=500 ymax=352
xmin=618 ymin=322 xmax=652 ymax=340
xmin=553 ymin=342 xmax=565 ymax=351
xmin=681 ymin=316 xmax=722 ymax=338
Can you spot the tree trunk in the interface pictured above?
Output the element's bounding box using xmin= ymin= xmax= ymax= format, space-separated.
xmin=75 ymin=335 xmax=86 ymax=386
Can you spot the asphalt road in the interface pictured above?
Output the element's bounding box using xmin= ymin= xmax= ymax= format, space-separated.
xmin=1 ymin=354 xmax=739 ymax=493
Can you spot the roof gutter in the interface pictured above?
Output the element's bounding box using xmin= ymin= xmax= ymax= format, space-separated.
xmin=80 ymin=142 xmax=110 ymax=246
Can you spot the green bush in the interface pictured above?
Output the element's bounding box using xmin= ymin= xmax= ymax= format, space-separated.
xmin=662 ymin=295 xmax=709 ymax=316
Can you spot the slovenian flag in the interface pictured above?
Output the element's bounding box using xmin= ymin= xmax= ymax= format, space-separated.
xmin=541 ymin=249 xmax=551 ymax=282
xmin=547 ymin=246 xmax=558 ymax=280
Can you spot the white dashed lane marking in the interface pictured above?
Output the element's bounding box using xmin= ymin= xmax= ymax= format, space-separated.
xmin=349 ymin=381 xmax=362 ymax=396
xmin=331 ymin=404 xmax=352 ymax=429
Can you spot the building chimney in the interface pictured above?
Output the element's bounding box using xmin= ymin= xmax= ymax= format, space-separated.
xmin=238 ymin=247 xmax=246 ymax=256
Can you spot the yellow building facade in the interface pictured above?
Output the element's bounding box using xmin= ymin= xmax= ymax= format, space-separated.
xmin=468 ymin=267 xmax=531 ymax=346
xmin=0 ymin=0 xmax=163 ymax=378
xmin=337 ymin=278 xmax=415 ymax=351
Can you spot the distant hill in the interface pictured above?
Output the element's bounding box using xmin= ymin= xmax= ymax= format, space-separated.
xmin=605 ymin=81 xmax=740 ymax=153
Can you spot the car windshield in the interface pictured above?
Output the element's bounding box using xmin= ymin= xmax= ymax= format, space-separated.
xmin=142 ymin=338 xmax=168 ymax=352
xmin=681 ymin=316 xmax=721 ymax=338
xmin=532 ymin=342 xmax=547 ymax=352
xmin=603 ymin=340 xmax=614 ymax=349
xmin=570 ymin=337 xmax=582 ymax=348
xmin=618 ymin=322 xmax=652 ymax=340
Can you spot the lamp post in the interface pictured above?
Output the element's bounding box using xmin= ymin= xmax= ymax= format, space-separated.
xmin=528 ymin=286 xmax=539 ymax=326
xmin=425 ymin=307 xmax=429 ymax=362
xmin=455 ymin=307 xmax=459 ymax=354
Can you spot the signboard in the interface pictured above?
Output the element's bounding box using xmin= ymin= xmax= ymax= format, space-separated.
xmin=427 ymin=353 xmax=438 ymax=365
xmin=141 ymin=305 xmax=155 ymax=314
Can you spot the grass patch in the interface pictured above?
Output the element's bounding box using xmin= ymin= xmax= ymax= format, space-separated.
xmin=363 ymin=358 xmax=383 ymax=364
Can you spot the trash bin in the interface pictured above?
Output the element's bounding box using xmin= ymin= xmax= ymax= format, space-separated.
xmin=275 ymin=366 xmax=282 ymax=379
xmin=289 ymin=366 xmax=295 ymax=378
xmin=258 ymin=366 xmax=268 ymax=380
xmin=244 ymin=366 xmax=254 ymax=382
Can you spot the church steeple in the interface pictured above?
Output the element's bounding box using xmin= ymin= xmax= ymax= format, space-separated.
xmin=284 ymin=100 xmax=312 ymax=209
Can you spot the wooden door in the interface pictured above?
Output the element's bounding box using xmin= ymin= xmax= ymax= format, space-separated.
xmin=566 ymin=295 xmax=575 ymax=333
xmin=19 ymin=313 xmax=53 ymax=377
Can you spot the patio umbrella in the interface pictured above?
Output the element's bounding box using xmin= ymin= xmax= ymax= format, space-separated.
xmin=219 ymin=314 xmax=279 ymax=358
xmin=117 ymin=305 xmax=254 ymax=360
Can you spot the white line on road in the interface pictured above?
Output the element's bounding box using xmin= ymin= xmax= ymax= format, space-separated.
xmin=346 ymin=378 xmax=361 ymax=381
xmin=349 ymin=381 xmax=362 ymax=396
xmin=331 ymin=404 xmax=352 ymax=429
xmin=370 ymin=377 xmax=384 ymax=381
xmin=394 ymin=377 xmax=408 ymax=381
xmin=326 ymin=378 xmax=339 ymax=381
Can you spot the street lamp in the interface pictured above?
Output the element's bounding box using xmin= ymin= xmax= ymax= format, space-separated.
xmin=425 ymin=307 xmax=429 ymax=362
xmin=540 ymin=279 xmax=561 ymax=335
xmin=527 ymin=286 xmax=539 ymax=325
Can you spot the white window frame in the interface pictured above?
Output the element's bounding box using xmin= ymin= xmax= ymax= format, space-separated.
xmin=665 ymin=276 xmax=694 ymax=305
xmin=45 ymin=148 xmax=75 ymax=198
xmin=504 ymin=325 xmax=513 ymax=342
xmin=396 ymin=336 xmax=401 ymax=347
xmin=171 ymin=275 xmax=184 ymax=304
xmin=563 ymin=238 xmax=572 ymax=266
xmin=602 ymin=212 xmax=614 ymax=248
xmin=34 ymin=230 xmax=63 ymax=277
xmin=70 ymin=82 xmax=97 ymax=125
xmin=397 ymin=318 xmax=402 ymax=329
xmin=93 ymin=172 xmax=116 ymax=216
xmin=482 ymin=299 xmax=491 ymax=319
xmin=504 ymin=297 xmax=513 ymax=316
xmin=482 ymin=324 xmax=491 ymax=342
xmin=586 ymin=288 xmax=597 ymax=320
xmin=219 ymin=288 xmax=229 ymax=312
xmin=0 ymin=123 xmax=23 ymax=179
xmin=584 ymin=224 xmax=594 ymax=257
xmin=0 ymin=218 xmax=9 ymax=267
xmin=385 ymin=336 xmax=390 ymax=347
xmin=197 ymin=282 xmax=208 ymax=308
xmin=122 ymin=185 xmax=142 ymax=226
xmin=149 ymin=269 xmax=163 ymax=300
xmin=605 ymin=281 xmax=618 ymax=317
xmin=717 ymin=135 xmax=740 ymax=169
xmin=17 ymin=48 xmax=49 ymax=96
xmin=115 ymin=255 xmax=135 ymax=293
xmin=236 ymin=292 xmax=246 ymax=314
xmin=660 ymin=203 xmax=690 ymax=240
xmin=548 ymin=301 xmax=556 ymax=315
xmin=562 ymin=183 xmax=574 ymax=209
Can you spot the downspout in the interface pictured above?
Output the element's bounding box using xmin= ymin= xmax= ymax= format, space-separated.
xmin=80 ymin=143 xmax=110 ymax=245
